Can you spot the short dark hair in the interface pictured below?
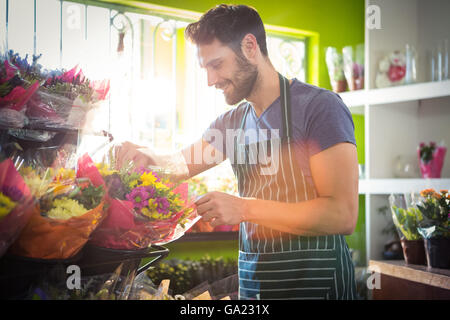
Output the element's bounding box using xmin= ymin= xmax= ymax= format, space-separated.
xmin=185 ymin=4 xmax=268 ymax=56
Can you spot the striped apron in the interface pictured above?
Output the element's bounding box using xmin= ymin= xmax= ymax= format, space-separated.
xmin=232 ymin=74 xmax=357 ymax=300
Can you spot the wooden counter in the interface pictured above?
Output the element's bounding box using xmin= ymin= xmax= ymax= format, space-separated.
xmin=368 ymin=260 xmax=450 ymax=299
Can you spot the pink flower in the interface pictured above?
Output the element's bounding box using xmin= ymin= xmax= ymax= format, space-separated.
xmin=0 ymin=81 xmax=39 ymax=111
xmin=90 ymin=79 xmax=110 ymax=100
xmin=3 ymin=60 xmax=18 ymax=81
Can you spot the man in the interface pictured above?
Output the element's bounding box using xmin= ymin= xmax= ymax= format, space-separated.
xmin=117 ymin=4 xmax=359 ymax=300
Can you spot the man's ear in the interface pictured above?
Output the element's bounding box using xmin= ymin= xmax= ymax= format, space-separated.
xmin=240 ymin=33 xmax=258 ymax=61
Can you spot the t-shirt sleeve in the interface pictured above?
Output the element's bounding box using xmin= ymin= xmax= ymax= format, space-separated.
xmin=305 ymin=90 xmax=356 ymax=157
xmin=201 ymin=104 xmax=247 ymax=159
xmin=202 ymin=113 xmax=228 ymax=156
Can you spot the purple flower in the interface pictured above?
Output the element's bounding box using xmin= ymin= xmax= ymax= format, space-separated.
xmin=126 ymin=186 xmax=150 ymax=210
xmin=155 ymin=197 xmax=170 ymax=215
xmin=2 ymin=185 xmax=23 ymax=201
xmin=145 ymin=185 xmax=156 ymax=198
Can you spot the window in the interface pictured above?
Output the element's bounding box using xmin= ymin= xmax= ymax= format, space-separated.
xmin=1 ymin=0 xmax=306 ymax=192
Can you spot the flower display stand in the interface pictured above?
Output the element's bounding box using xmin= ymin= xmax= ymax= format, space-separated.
xmin=77 ymin=244 xmax=169 ymax=277
xmin=0 ymin=250 xmax=83 ymax=300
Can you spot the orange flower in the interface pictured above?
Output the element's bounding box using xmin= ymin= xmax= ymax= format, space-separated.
xmin=440 ymin=189 xmax=448 ymax=195
xmin=420 ymin=188 xmax=435 ymax=197
xmin=433 ymin=192 xmax=442 ymax=200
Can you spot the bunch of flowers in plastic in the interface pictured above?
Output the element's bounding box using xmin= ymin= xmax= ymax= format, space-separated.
xmin=41 ymin=167 xmax=105 ymax=220
xmin=416 ymin=189 xmax=450 ymax=239
xmin=0 ymin=50 xmax=110 ymax=130
xmin=100 ymin=164 xmax=192 ymax=223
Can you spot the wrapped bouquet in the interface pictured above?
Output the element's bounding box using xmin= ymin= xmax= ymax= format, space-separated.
xmin=89 ymin=150 xmax=199 ymax=250
xmin=415 ymin=188 xmax=450 ymax=239
xmin=10 ymin=154 xmax=107 ymax=259
xmin=0 ymin=50 xmax=110 ymax=136
xmin=0 ymin=157 xmax=39 ymax=257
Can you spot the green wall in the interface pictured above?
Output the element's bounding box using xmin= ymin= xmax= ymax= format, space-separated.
xmin=101 ymin=0 xmax=367 ymax=265
xmin=116 ymin=0 xmax=365 ymax=90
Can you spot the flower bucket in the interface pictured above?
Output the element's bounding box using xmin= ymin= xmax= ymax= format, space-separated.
xmin=418 ymin=146 xmax=446 ymax=178
xmin=400 ymin=239 xmax=426 ymax=265
xmin=424 ymin=238 xmax=450 ymax=269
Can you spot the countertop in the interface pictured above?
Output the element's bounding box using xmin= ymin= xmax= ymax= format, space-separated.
xmin=368 ymin=260 xmax=450 ymax=290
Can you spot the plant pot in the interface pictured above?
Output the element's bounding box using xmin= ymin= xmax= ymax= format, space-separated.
xmin=424 ymin=238 xmax=450 ymax=269
xmin=400 ymin=239 xmax=426 ymax=265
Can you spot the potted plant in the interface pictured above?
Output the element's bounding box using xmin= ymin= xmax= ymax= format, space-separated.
xmin=415 ymin=189 xmax=450 ymax=269
xmin=389 ymin=194 xmax=426 ymax=265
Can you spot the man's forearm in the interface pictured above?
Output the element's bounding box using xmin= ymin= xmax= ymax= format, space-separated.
xmin=132 ymin=147 xmax=191 ymax=182
xmin=155 ymin=151 xmax=191 ymax=182
xmin=243 ymin=196 xmax=357 ymax=236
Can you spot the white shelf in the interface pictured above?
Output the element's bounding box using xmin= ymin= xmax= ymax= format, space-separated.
xmin=338 ymin=89 xmax=367 ymax=108
xmin=339 ymin=80 xmax=450 ymax=108
xmin=359 ymin=178 xmax=450 ymax=194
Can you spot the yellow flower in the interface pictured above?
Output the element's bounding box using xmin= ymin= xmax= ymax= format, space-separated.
xmin=140 ymin=172 xmax=158 ymax=187
xmin=169 ymin=197 xmax=185 ymax=207
xmin=46 ymin=197 xmax=88 ymax=220
xmin=140 ymin=207 xmax=152 ymax=218
xmin=54 ymin=168 xmax=76 ymax=182
xmin=154 ymin=181 xmax=169 ymax=191
xmin=147 ymin=198 xmax=157 ymax=210
xmin=0 ymin=193 xmax=17 ymax=221
xmin=96 ymin=163 xmax=118 ymax=177
xmin=129 ymin=179 xmax=139 ymax=189
xmin=22 ymin=169 xmax=52 ymax=198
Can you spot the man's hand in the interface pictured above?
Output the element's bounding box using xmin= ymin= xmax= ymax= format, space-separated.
xmin=195 ymin=191 xmax=248 ymax=228
xmin=114 ymin=141 xmax=158 ymax=169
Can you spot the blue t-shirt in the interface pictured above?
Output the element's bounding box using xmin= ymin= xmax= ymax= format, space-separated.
xmin=203 ymin=79 xmax=356 ymax=186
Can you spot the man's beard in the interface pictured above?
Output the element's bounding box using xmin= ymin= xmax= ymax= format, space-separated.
xmin=220 ymin=54 xmax=258 ymax=105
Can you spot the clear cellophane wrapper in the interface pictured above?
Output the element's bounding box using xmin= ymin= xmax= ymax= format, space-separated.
xmin=25 ymin=90 xmax=100 ymax=131
xmin=89 ymin=145 xmax=200 ymax=250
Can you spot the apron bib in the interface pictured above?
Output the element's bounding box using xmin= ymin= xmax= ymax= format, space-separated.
xmin=231 ymin=74 xmax=357 ymax=300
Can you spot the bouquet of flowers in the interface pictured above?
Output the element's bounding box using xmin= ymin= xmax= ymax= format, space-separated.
xmin=0 ymin=50 xmax=110 ymax=135
xmin=89 ymin=149 xmax=199 ymax=250
xmin=10 ymin=153 xmax=107 ymax=259
xmin=415 ymin=189 xmax=450 ymax=239
xmin=0 ymin=53 xmax=40 ymax=128
xmin=0 ymin=157 xmax=40 ymax=257
xmin=417 ymin=142 xmax=447 ymax=178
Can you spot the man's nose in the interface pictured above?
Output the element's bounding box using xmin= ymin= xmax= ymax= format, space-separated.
xmin=207 ymin=70 xmax=218 ymax=87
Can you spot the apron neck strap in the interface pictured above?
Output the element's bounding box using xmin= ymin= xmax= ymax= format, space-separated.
xmin=278 ymin=73 xmax=292 ymax=139
xmin=238 ymin=73 xmax=292 ymax=138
